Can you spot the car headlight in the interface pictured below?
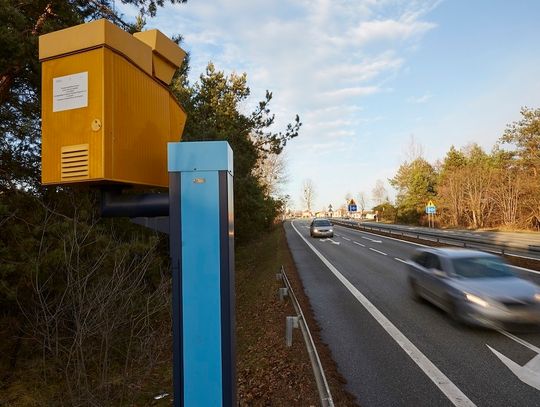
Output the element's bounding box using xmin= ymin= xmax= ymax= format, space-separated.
xmin=534 ymin=293 xmax=540 ymax=302
xmin=465 ymin=293 xmax=489 ymax=307
xmin=313 ymin=228 xmax=319 ymax=232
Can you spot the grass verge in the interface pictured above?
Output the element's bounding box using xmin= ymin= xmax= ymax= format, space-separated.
xmin=237 ymin=224 xmax=357 ymax=406
xmin=1 ymin=224 xmax=356 ymax=406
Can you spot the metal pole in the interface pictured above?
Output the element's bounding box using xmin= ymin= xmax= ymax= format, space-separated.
xmin=168 ymin=141 xmax=235 ymax=407
xmin=169 ymin=173 xmax=183 ymax=407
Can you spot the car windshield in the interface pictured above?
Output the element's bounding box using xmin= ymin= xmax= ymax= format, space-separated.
xmin=313 ymin=220 xmax=331 ymax=227
xmin=451 ymin=256 xmax=515 ymax=279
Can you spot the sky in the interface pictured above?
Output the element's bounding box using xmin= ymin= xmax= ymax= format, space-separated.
xmin=117 ymin=0 xmax=540 ymax=211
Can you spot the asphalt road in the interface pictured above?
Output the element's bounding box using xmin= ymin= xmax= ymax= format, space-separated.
xmin=284 ymin=220 xmax=540 ymax=407
xmin=357 ymin=221 xmax=540 ymax=258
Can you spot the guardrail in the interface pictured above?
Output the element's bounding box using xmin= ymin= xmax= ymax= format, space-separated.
xmin=278 ymin=265 xmax=334 ymax=407
xmin=331 ymin=220 xmax=540 ymax=260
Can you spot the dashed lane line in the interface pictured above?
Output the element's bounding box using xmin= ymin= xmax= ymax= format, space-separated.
xmin=290 ymin=221 xmax=476 ymax=407
xmin=353 ymin=241 xmax=365 ymax=247
xmin=337 ymin=225 xmax=427 ymax=248
xmin=395 ymin=257 xmax=408 ymax=264
xmin=335 ymin=225 xmax=540 ymax=277
xmin=342 ymin=237 xmax=351 ymax=241
xmin=369 ymin=248 xmax=388 ymax=256
xmin=361 ymin=236 xmax=382 ymax=243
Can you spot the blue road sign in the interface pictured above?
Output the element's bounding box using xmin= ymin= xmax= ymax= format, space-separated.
xmin=348 ymin=204 xmax=357 ymax=212
xmin=426 ymin=206 xmax=436 ymax=214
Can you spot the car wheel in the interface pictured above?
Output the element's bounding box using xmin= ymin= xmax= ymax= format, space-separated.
xmin=409 ymin=278 xmax=421 ymax=302
xmin=329 ymin=233 xmax=334 ymax=238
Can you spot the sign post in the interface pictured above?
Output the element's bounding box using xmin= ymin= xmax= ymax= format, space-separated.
xmin=425 ymin=200 xmax=436 ymax=228
xmin=168 ymin=141 xmax=235 ymax=407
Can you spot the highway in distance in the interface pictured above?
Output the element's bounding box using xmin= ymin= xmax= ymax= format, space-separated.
xmin=285 ymin=219 xmax=540 ymax=407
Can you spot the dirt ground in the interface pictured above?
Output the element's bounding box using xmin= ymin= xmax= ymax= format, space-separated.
xmin=236 ymin=224 xmax=358 ymax=406
xmin=0 ymin=224 xmax=358 ymax=406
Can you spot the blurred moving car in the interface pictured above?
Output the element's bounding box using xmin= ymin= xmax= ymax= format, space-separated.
xmin=310 ymin=218 xmax=334 ymax=238
xmin=407 ymin=248 xmax=540 ymax=328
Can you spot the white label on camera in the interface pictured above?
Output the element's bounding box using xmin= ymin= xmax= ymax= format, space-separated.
xmin=53 ymin=72 xmax=88 ymax=112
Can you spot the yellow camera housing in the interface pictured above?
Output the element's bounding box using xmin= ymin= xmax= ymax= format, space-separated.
xmin=40 ymin=19 xmax=187 ymax=187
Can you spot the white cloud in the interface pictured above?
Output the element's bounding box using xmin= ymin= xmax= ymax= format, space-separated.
xmin=327 ymin=130 xmax=356 ymax=138
xmin=350 ymin=18 xmax=436 ymax=46
xmin=408 ymin=92 xmax=433 ymax=103
xmin=316 ymin=53 xmax=404 ymax=83
xmin=323 ymin=86 xmax=381 ymax=99
xmin=139 ymin=0 xmax=440 ymax=209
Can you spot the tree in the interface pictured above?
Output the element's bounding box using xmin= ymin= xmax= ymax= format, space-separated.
xmin=403 ymin=134 xmax=424 ymax=162
xmin=253 ymin=151 xmax=288 ymax=197
xmin=172 ymin=63 xmax=301 ymax=241
xmin=0 ymin=0 xmax=186 ymax=191
xmin=460 ymin=144 xmax=497 ymax=228
xmin=302 ymin=179 xmax=316 ymax=212
xmin=0 ymin=3 xmax=191 ymax=402
xmin=500 ymin=107 xmax=540 ymax=176
xmin=372 ymin=179 xmax=387 ymax=206
xmin=357 ymin=191 xmax=367 ymax=216
xmin=373 ymin=202 xmax=397 ymax=222
xmin=499 ymin=107 xmax=540 ymax=227
xmin=438 ymin=146 xmax=467 ymax=226
xmin=389 ymin=157 xmax=437 ymax=224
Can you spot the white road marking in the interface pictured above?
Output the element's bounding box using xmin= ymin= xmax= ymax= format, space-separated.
xmin=342 ymin=237 xmax=351 ymax=241
xmin=337 ymin=225 xmax=540 ymax=276
xmin=488 ymin=344 xmax=540 ymax=391
xmin=353 ymin=241 xmax=365 ymax=247
xmin=361 ymin=236 xmax=382 ymax=243
xmin=291 ymin=221 xmax=476 ymax=407
xmin=395 ymin=257 xmax=408 ymax=264
xmin=498 ymin=330 xmax=540 ymax=353
xmin=336 ymin=225 xmax=428 ymax=248
xmin=335 ymin=233 xmax=341 ymax=237
xmin=320 ymin=238 xmax=340 ymax=245
xmin=369 ymin=248 xmax=388 ymax=256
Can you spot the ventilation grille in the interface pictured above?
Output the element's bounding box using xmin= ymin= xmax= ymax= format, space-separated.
xmin=61 ymin=144 xmax=90 ymax=181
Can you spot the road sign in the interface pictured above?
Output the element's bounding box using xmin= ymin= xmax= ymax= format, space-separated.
xmin=426 ymin=200 xmax=436 ymax=214
xmin=348 ymin=204 xmax=357 ymax=212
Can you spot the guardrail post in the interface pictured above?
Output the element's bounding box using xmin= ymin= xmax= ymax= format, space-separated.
xmin=279 ymin=287 xmax=289 ymax=301
xmin=286 ymin=316 xmax=300 ymax=347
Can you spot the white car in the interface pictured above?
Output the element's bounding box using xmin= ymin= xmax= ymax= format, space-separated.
xmin=408 ymin=248 xmax=540 ymax=328
xmin=310 ymin=219 xmax=334 ymax=238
